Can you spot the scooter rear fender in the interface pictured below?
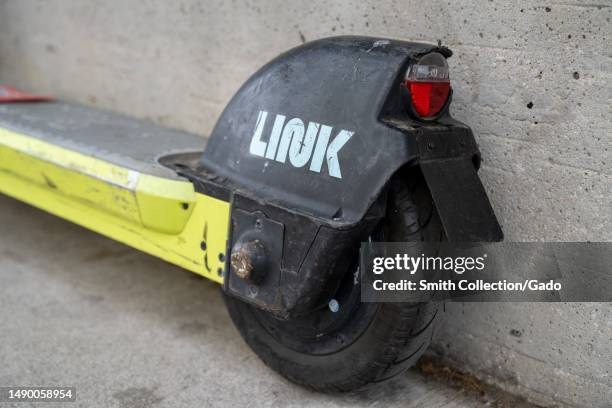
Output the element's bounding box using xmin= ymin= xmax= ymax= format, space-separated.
xmin=197 ymin=36 xmax=503 ymax=317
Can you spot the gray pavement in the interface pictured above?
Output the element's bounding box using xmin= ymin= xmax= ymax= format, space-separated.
xmin=0 ymin=194 xmax=531 ymax=408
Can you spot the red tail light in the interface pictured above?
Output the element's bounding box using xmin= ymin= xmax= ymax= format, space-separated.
xmin=404 ymin=52 xmax=450 ymax=118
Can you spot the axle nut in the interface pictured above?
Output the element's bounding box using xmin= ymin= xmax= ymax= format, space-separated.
xmin=230 ymin=240 xmax=266 ymax=282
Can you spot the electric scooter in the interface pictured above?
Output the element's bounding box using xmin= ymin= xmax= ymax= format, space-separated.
xmin=0 ymin=36 xmax=502 ymax=391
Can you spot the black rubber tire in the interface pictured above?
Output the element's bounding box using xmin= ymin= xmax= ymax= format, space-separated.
xmin=224 ymin=173 xmax=444 ymax=392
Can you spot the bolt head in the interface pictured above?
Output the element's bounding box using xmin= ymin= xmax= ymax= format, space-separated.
xmin=230 ymin=240 xmax=266 ymax=282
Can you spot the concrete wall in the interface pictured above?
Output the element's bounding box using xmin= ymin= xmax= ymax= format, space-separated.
xmin=0 ymin=1 xmax=610 ymax=406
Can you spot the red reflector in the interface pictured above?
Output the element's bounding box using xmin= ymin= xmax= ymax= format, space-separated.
xmin=406 ymin=80 xmax=450 ymax=118
xmin=404 ymin=52 xmax=450 ymax=118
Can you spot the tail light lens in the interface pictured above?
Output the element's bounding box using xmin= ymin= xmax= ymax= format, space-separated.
xmin=404 ymin=52 xmax=450 ymax=118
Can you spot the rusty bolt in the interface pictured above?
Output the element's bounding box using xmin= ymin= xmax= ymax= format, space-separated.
xmin=230 ymin=240 xmax=266 ymax=282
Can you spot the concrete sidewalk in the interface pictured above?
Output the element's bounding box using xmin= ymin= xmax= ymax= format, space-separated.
xmin=0 ymin=194 xmax=533 ymax=408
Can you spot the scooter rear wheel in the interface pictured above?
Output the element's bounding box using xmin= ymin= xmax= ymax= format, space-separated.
xmin=223 ymin=175 xmax=443 ymax=391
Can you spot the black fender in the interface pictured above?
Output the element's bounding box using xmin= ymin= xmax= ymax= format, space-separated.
xmin=196 ymin=36 xmax=502 ymax=317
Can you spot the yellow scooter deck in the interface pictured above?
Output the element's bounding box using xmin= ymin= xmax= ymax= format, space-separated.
xmin=0 ymin=101 xmax=229 ymax=283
